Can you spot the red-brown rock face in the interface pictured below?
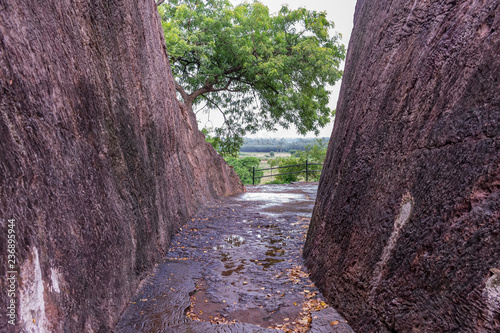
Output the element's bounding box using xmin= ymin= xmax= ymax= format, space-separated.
xmin=304 ymin=0 xmax=500 ymax=332
xmin=0 ymin=0 xmax=243 ymax=332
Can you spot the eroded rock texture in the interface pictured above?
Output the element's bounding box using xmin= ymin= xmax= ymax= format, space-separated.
xmin=0 ymin=0 xmax=243 ymax=332
xmin=304 ymin=0 xmax=500 ymax=332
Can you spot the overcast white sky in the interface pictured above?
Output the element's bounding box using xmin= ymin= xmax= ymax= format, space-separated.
xmin=196 ymin=0 xmax=357 ymax=138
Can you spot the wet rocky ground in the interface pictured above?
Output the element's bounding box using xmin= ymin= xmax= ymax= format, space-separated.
xmin=115 ymin=183 xmax=354 ymax=333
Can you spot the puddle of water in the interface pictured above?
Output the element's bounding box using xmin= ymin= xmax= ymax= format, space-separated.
xmin=222 ymin=260 xmax=246 ymax=277
xmin=190 ymin=280 xmax=304 ymax=328
xmin=265 ymin=246 xmax=285 ymax=257
xmin=220 ymin=252 xmax=231 ymax=262
xmin=261 ymin=258 xmax=285 ymax=269
xmin=264 ymin=231 xmax=286 ymax=245
xmin=235 ymin=192 xmax=306 ymax=204
xmin=251 ymin=258 xmax=285 ymax=270
xmin=224 ymin=235 xmax=246 ymax=247
xmin=262 ymin=203 xmax=314 ymax=213
xmin=267 ymin=238 xmax=284 ymax=245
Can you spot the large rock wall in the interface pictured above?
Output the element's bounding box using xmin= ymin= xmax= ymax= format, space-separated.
xmin=0 ymin=0 xmax=244 ymax=332
xmin=304 ymin=0 xmax=500 ymax=332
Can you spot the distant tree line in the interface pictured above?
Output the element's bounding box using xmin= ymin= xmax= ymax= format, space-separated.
xmin=267 ymin=138 xmax=327 ymax=183
xmin=240 ymin=137 xmax=329 ymax=153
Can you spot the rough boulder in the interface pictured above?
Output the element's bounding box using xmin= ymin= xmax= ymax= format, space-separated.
xmin=305 ymin=0 xmax=500 ymax=332
xmin=0 ymin=0 xmax=243 ymax=331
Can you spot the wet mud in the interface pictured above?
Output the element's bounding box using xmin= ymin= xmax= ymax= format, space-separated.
xmin=115 ymin=183 xmax=353 ymax=332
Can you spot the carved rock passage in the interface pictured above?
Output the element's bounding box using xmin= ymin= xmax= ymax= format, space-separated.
xmin=0 ymin=0 xmax=243 ymax=332
xmin=304 ymin=0 xmax=500 ymax=332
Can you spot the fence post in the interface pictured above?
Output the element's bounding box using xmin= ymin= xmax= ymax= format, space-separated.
xmin=306 ymin=160 xmax=309 ymax=182
xmin=252 ymin=167 xmax=255 ymax=185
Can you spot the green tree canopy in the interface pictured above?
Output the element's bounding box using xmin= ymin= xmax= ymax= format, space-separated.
xmin=159 ymin=0 xmax=345 ymax=155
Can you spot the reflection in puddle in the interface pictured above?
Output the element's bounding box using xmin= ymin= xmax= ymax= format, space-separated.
xmin=220 ymin=252 xmax=231 ymax=262
xmin=265 ymin=231 xmax=286 ymax=246
xmin=265 ymin=246 xmax=285 ymax=257
xmin=235 ymin=192 xmax=306 ymax=204
xmin=222 ymin=260 xmax=246 ymax=277
xmin=224 ymin=235 xmax=246 ymax=247
xmin=215 ymin=220 xmax=291 ymax=276
xmin=261 ymin=258 xmax=285 ymax=269
xmin=250 ymin=258 xmax=285 ymax=270
xmin=267 ymin=238 xmax=283 ymax=245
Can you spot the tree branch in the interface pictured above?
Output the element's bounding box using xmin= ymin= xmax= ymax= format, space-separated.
xmin=174 ymin=81 xmax=189 ymax=103
xmin=222 ymin=66 xmax=243 ymax=76
xmin=156 ymin=0 xmax=165 ymax=6
xmin=189 ymin=77 xmax=237 ymax=101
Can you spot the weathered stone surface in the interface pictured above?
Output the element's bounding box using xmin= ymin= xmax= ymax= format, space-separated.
xmin=309 ymin=308 xmax=354 ymax=333
xmin=169 ymin=321 xmax=282 ymax=333
xmin=116 ymin=183 xmax=353 ymax=332
xmin=0 ymin=0 xmax=243 ymax=332
xmin=304 ymin=0 xmax=500 ymax=332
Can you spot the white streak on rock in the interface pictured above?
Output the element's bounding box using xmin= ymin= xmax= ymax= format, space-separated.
xmin=371 ymin=194 xmax=413 ymax=294
xmin=50 ymin=268 xmax=60 ymax=293
xmin=484 ymin=268 xmax=500 ymax=324
xmin=19 ymin=247 xmax=49 ymax=332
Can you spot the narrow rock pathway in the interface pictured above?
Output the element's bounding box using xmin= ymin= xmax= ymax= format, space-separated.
xmin=115 ymin=183 xmax=354 ymax=333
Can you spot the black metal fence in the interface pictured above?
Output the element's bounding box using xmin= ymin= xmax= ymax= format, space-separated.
xmin=252 ymin=160 xmax=323 ymax=185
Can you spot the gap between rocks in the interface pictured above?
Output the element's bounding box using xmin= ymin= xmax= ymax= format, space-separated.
xmin=115 ymin=183 xmax=354 ymax=333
